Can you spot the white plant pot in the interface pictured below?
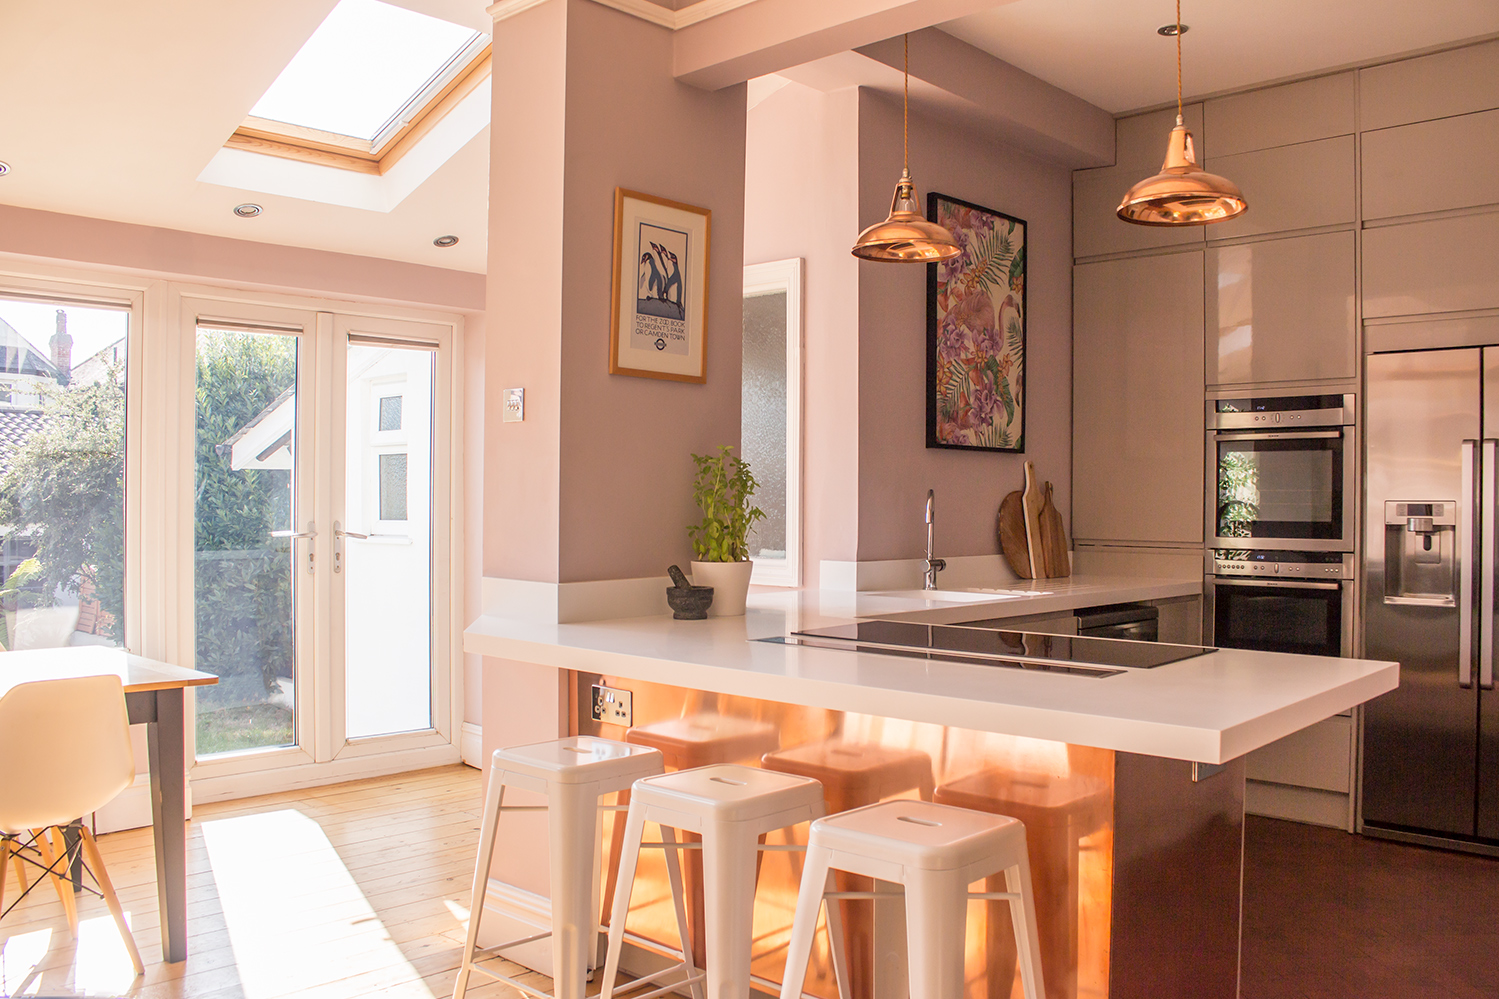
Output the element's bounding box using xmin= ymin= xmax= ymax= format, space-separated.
xmin=690 ymin=560 xmax=753 ymax=617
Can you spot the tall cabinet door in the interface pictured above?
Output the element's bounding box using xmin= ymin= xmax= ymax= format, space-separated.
xmin=1362 ymin=348 xmax=1481 ymax=836
xmin=1479 ymin=350 xmax=1499 ymax=841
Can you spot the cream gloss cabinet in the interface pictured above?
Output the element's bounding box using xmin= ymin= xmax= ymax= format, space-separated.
xmin=1072 ymin=250 xmax=1205 ymax=545
xmin=1206 ymin=231 xmax=1357 ymax=387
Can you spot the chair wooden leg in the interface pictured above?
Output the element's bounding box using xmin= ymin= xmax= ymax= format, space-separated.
xmin=33 ymin=827 xmax=78 ymax=938
xmin=0 ymin=836 xmax=10 ymax=916
xmin=11 ymin=836 xmax=28 ymax=895
xmin=80 ymin=826 xmax=144 ymax=975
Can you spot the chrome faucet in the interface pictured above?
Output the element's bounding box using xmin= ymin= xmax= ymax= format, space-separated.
xmin=924 ymin=489 xmax=946 ymax=590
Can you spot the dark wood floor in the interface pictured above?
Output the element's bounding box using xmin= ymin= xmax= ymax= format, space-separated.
xmin=1241 ymin=815 xmax=1499 ymax=999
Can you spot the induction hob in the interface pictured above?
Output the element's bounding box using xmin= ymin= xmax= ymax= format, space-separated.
xmin=775 ymin=619 xmax=1213 ymax=673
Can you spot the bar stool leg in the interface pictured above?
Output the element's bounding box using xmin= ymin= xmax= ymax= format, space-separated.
xmin=550 ymin=781 xmax=600 ymax=999
xmin=1004 ymin=853 xmax=1046 ymax=999
xmin=660 ymin=825 xmax=705 ymax=999
xmin=902 ymin=869 xmax=969 ymax=999
xmin=778 ymin=844 xmax=834 ymax=999
xmin=702 ymin=824 xmax=761 ymax=999
xmin=599 ymin=805 xmax=648 ymax=999
xmin=455 ymin=774 xmax=507 ymax=999
xmin=822 ymin=867 xmax=853 ymax=999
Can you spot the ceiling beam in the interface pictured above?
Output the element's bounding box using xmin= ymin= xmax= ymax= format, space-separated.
xmin=672 ymin=0 xmax=1021 ymax=89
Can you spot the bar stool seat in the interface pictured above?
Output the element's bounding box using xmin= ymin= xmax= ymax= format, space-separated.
xmin=454 ymin=737 xmax=668 ymax=999
xmin=601 ymin=764 xmax=826 ymax=999
xmin=934 ymin=770 xmax=1107 ymax=999
xmin=779 ymin=800 xmax=1046 ymax=999
xmin=762 ymin=741 xmax=935 ymax=999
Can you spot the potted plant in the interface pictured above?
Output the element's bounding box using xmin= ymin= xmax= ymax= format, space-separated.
xmin=688 ymin=445 xmax=764 ymax=617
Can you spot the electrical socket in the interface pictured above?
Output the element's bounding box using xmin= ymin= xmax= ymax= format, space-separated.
xmin=591 ymin=684 xmax=633 ymax=726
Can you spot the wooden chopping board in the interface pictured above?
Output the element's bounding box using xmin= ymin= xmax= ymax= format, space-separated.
xmin=1020 ymin=461 xmax=1044 ymax=580
xmin=996 ymin=491 xmax=1033 ymax=579
xmin=1039 ymin=481 xmax=1070 ymax=578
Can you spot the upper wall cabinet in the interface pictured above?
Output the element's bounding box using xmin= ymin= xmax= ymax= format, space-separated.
xmin=1073 ymin=251 xmax=1205 ymax=545
xmin=1363 ymin=108 xmax=1499 ymax=220
xmin=1074 ymin=105 xmax=1206 ymax=258
xmin=1205 ymin=136 xmax=1355 ymax=239
xmin=1207 ymin=231 xmax=1356 ymax=387
xmin=1205 ymin=73 xmax=1355 ymax=157
xmin=1361 ymin=39 xmax=1499 ymax=131
xmin=1365 ymin=212 xmax=1499 ymax=318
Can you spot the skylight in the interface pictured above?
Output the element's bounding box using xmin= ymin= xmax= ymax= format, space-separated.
xmin=250 ymin=0 xmax=483 ymax=146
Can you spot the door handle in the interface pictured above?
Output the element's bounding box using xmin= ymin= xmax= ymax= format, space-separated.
xmin=1461 ymin=441 xmax=1476 ymax=688
xmin=1485 ymin=440 xmax=1497 ymax=690
xmin=332 ymin=521 xmax=365 ymax=574
xmin=271 ymin=522 xmax=316 ymax=574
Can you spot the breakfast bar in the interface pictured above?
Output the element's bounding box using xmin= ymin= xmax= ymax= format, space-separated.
xmin=465 ymin=581 xmax=1398 ymax=999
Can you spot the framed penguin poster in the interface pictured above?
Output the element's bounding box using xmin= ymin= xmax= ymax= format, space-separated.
xmin=609 ymin=188 xmax=711 ymax=383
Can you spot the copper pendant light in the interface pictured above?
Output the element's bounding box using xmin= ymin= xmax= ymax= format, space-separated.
xmin=851 ymin=35 xmax=961 ymax=262
xmin=1117 ymin=1 xmax=1247 ymax=226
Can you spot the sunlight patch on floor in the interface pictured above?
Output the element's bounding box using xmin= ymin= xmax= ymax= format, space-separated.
xmin=201 ymin=808 xmax=432 ymax=998
xmin=0 ymin=926 xmax=51 ymax=995
xmin=72 ymin=913 xmax=141 ymax=996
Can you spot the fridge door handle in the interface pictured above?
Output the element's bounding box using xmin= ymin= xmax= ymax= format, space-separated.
xmin=1461 ymin=440 xmax=1477 ymax=688
xmin=1485 ymin=440 xmax=1497 ymax=690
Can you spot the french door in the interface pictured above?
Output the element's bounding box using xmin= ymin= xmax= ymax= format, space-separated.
xmin=187 ymin=299 xmax=456 ymax=782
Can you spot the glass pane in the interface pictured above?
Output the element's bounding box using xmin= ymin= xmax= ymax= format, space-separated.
xmin=378 ymin=453 xmax=408 ymax=520
xmin=742 ymin=290 xmax=788 ymax=560
xmin=0 ymin=300 xmax=128 ymax=651
xmin=250 ymin=0 xmax=482 ymax=141
xmin=194 ymin=328 xmax=298 ymax=756
xmin=345 ymin=344 xmax=432 ymax=738
xmin=378 ymin=395 xmax=402 ymax=431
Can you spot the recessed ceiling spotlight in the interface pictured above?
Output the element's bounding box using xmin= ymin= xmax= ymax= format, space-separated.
xmin=1157 ymin=23 xmax=1188 ymax=35
xmin=233 ymin=203 xmax=263 ymax=218
xmin=0 ymin=161 xmax=11 ymax=177
xmin=432 ymin=235 xmax=459 ymax=247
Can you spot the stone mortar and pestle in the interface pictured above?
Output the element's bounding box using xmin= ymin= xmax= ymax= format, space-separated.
xmin=666 ymin=564 xmax=714 ymax=620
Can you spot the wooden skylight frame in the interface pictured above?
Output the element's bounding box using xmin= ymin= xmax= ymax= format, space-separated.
xmin=225 ymin=44 xmax=492 ymax=176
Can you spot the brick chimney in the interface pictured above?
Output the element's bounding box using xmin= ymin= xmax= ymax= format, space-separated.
xmin=50 ymin=309 xmax=71 ymax=385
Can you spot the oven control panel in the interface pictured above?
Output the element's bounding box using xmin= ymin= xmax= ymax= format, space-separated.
xmin=1212 ymin=550 xmax=1354 ymax=579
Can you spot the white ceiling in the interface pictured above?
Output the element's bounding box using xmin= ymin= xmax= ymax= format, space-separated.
xmin=0 ymin=0 xmax=491 ymax=274
xmin=942 ymin=0 xmax=1499 ymax=114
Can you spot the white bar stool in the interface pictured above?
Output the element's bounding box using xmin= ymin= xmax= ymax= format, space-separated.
xmin=779 ymin=800 xmax=1047 ymax=999
xmin=455 ymin=737 xmax=672 ymax=999
xmin=600 ymin=764 xmax=826 ymax=999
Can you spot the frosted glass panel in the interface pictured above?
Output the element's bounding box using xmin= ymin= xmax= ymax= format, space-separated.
xmin=742 ymin=291 xmax=787 ymax=560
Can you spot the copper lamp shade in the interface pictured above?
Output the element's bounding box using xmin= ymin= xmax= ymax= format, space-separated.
xmin=1116 ymin=119 xmax=1247 ymax=225
xmin=852 ymin=169 xmax=962 ymax=262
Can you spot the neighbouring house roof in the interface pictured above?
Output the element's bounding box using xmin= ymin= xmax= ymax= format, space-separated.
xmin=0 ymin=319 xmax=60 ymax=380
xmin=0 ymin=408 xmax=46 ymax=477
xmin=217 ymin=387 xmax=295 ymax=470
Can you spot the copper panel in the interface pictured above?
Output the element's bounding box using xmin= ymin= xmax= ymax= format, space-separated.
xmin=1108 ymin=753 xmax=1244 ymax=999
xmin=573 ymin=674 xmax=1116 ymax=999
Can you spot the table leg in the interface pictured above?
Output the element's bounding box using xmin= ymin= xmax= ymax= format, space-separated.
xmin=147 ymin=688 xmax=188 ymax=963
xmin=63 ymin=821 xmax=83 ymax=892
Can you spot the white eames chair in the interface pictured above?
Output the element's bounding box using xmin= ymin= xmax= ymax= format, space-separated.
xmin=0 ymin=673 xmax=145 ymax=975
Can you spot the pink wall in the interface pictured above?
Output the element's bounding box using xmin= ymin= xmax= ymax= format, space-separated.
xmin=743 ymin=81 xmax=861 ymax=587
xmin=0 ymin=203 xmax=484 ymax=311
xmin=485 ymin=0 xmax=747 ymax=584
xmin=463 ymin=315 xmax=486 ymax=725
xmin=855 ymin=90 xmax=1073 ymax=561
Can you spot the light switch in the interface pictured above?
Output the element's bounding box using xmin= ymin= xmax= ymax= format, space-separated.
xmin=503 ymin=387 xmax=524 ymax=422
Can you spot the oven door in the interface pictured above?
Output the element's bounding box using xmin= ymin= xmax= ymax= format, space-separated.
xmin=1210 ymin=429 xmax=1356 ymax=551
xmin=1206 ymin=577 xmax=1353 ymax=657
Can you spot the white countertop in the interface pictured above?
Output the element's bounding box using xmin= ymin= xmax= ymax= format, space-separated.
xmin=464 ymin=577 xmax=1398 ymax=765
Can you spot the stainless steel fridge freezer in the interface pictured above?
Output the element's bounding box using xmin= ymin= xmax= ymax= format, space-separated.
xmin=1363 ymin=347 xmax=1499 ymax=853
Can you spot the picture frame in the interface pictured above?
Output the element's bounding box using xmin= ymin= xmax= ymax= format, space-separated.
xmin=925 ymin=192 xmax=1027 ymax=453
xmin=610 ymin=188 xmax=712 ymax=383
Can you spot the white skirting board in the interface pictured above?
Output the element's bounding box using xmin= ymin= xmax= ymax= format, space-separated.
xmin=461 ymin=722 xmax=484 ymax=768
xmin=1245 ymin=779 xmax=1353 ymax=831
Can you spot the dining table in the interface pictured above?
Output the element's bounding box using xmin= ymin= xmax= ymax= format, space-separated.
xmin=0 ymin=645 xmax=217 ymax=963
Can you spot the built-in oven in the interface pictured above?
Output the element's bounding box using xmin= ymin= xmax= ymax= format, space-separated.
xmin=1207 ymin=393 xmax=1356 ymax=552
xmin=1204 ymin=550 xmax=1355 ymax=658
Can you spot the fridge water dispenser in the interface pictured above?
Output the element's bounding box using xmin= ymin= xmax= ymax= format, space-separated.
xmin=1383 ymin=501 xmax=1457 ymax=606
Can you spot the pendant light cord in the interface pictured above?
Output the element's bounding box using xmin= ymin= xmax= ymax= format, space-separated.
xmin=903 ymin=33 xmax=910 ymax=173
xmin=1175 ymin=0 xmax=1183 ymax=125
